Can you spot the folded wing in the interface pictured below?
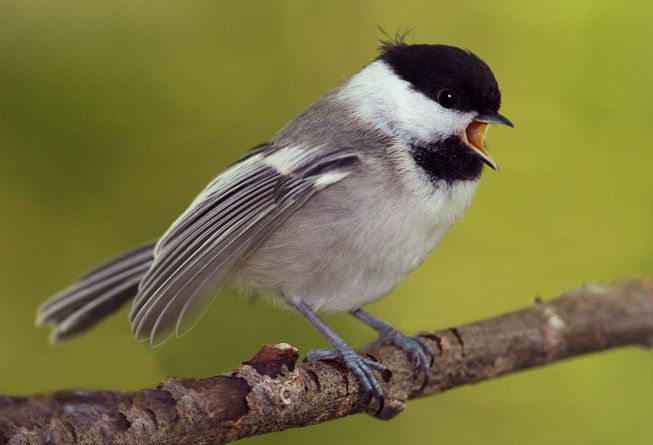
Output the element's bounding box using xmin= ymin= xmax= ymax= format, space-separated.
xmin=130 ymin=145 xmax=361 ymax=345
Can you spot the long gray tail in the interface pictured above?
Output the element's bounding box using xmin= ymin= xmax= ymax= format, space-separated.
xmin=36 ymin=241 xmax=156 ymax=342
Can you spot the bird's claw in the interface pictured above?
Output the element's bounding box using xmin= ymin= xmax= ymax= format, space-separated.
xmin=305 ymin=347 xmax=386 ymax=407
xmin=365 ymin=329 xmax=434 ymax=387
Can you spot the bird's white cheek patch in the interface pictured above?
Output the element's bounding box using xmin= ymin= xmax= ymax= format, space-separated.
xmin=339 ymin=60 xmax=474 ymax=145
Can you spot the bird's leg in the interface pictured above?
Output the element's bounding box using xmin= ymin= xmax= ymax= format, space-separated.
xmin=352 ymin=309 xmax=434 ymax=386
xmin=292 ymin=300 xmax=386 ymax=404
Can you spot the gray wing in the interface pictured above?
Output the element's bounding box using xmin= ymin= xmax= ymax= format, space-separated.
xmin=129 ymin=144 xmax=361 ymax=345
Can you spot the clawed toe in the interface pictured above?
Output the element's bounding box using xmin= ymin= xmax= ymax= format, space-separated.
xmin=304 ymin=348 xmax=338 ymax=362
xmin=365 ymin=329 xmax=434 ymax=386
xmin=305 ymin=346 xmax=386 ymax=406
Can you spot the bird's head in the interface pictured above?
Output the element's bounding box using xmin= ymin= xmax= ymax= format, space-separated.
xmin=341 ymin=43 xmax=512 ymax=172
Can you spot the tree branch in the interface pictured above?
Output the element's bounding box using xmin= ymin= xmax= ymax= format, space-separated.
xmin=2 ymin=279 xmax=653 ymax=444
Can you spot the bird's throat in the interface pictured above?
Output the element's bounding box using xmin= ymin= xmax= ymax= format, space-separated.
xmin=409 ymin=137 xmax=485 ymax=184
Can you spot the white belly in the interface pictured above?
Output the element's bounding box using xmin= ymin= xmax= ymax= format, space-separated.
xmin=233 ymin=170 xmax=479 ymax=312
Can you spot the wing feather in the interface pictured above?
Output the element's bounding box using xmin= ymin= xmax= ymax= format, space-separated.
xmin=132 ymin=173 xmax=274 ymax=306
xmin=130 ymin=146 xmax=361 ymax=345
xmin=131 ymin=173 xmax=278 ymax=316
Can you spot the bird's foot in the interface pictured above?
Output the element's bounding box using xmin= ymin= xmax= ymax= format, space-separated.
xmin=305 ymin=346 xmax=387 ymax=405
xmin=364 ymin=328 xmax=434 ymax=387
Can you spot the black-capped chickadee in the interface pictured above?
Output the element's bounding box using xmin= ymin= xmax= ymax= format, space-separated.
xmin=37 ymin=41 xmax=512 ymax=405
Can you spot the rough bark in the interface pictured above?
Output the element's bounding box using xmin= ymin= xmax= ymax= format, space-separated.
xmin=2 ymin=279 xmax=652 ymax=444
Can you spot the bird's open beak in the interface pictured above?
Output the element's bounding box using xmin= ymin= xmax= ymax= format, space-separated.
xmin=462 ymin=112 xmax=514 ymax=171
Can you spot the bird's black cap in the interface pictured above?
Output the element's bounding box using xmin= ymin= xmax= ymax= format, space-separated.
xmin=379 ymin=43 xmax=501 ymax=115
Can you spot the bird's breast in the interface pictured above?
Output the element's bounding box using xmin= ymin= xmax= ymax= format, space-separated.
xmin=233 ymin=164 xmax=479 ymax=312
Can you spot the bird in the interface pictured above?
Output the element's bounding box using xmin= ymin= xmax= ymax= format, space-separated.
xmin=36 ymin=39 xmax=512 ymax=407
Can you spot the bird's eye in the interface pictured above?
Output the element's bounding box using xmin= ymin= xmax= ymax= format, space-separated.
xmin=437 ymin=89 xmax=458 ymax=109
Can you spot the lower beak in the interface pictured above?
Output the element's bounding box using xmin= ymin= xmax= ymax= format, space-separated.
xmin=462 ymin=112 xmax=513 ymax=171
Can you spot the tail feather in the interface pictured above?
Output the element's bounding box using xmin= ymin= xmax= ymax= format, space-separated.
xmin=38 ymin=242 xmax=155 ymax=315
xmin=37 ymin=241 xmax=156 ymax=342
xmin=49 ymin=276 xmax=142 ymax=342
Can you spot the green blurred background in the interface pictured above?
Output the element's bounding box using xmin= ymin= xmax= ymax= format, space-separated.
xmin=1 ymin=0 xmax=652 ymax=443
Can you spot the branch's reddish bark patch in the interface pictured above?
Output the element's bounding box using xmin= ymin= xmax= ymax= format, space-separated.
xmin=242 ymin=344 xmax=299 ymax=378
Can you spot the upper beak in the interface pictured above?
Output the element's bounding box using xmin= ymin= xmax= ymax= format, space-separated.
xmin=462 ymin=111 xmax=513 ymax=171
